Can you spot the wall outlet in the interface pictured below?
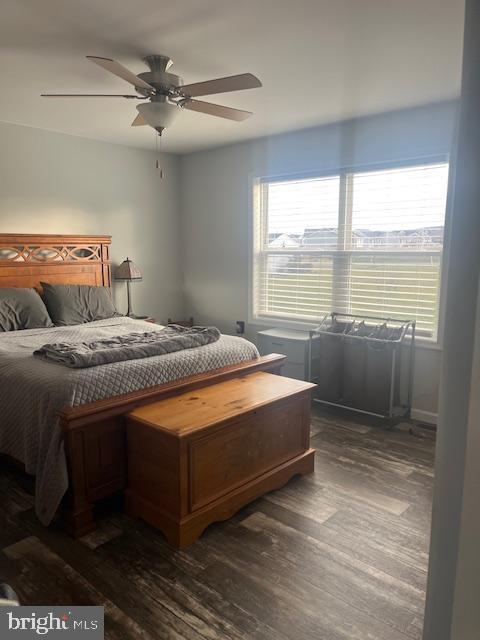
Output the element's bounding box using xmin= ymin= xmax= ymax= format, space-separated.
xmin=236 ymin=320 xmax=245 ymax=335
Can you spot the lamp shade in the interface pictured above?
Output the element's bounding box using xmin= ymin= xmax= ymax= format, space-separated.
xmin=115 ymin=257 xmax=142 ymax=281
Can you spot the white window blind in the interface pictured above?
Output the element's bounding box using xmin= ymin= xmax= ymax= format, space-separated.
xmin=252 ymin=161 xmax=449 ymax=338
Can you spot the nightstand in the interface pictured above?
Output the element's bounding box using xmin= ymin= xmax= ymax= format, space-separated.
xmin=257 ymin=328 xmax=310 ymax=381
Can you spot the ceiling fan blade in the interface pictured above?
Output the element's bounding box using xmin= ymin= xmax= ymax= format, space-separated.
xmin=131 ymin=113 xmax=147 ymax=126
xmin=181 ymin=99 xmax=252 ymax=121
xmin=41 ymin=93 xmax=144 ymax=99
xmin=179 ymin=73 xmax=261 ymax=97
xmin=86 ymin=56 xmax=155 ymax=91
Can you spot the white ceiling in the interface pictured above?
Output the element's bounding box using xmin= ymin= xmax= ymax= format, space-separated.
xmin=0 ymin=0 xmax=465 ymax=154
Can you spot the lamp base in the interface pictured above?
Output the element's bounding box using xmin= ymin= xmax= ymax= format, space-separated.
xmin=127 ymin=313 xmax=149 ymax=320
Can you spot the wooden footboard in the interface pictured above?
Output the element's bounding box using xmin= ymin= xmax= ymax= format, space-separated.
xmin=59 ymin=353 xmax=286 ymax=537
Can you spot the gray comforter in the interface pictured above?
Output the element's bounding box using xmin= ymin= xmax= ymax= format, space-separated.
xmin=0 ymin=317 xmax=259 ymax=525
xmin=34 ymin=325 xmax=221 ymax=368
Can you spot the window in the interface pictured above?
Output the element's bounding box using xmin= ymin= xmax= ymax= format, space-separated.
xmin=252 ymin=161 xmax=449 ymax=339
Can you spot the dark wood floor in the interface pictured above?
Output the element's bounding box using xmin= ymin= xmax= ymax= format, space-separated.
xmin=0 ymin=408 xmax=435 ymax=640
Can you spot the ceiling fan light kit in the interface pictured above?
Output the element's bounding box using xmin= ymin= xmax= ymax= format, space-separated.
xmin=136 ymin=98 xmax=179 ymax=131
xmin=42 ymin=54 xmax=262 ymax=136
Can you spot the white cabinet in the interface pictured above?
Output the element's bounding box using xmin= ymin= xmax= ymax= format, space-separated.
xmin=257 ymin=328 xmax=310 ymax=380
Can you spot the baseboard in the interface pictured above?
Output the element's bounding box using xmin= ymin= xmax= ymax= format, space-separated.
xmin=411 ymin=408 xmax=438 ymax=426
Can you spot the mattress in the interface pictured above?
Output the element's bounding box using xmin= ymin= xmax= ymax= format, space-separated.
xmin=0 ymin=317 xmax=259 ymax=525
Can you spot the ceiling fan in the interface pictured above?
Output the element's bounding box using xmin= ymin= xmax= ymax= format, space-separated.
xmin=42 ymin=55 xmax=262 ymax=134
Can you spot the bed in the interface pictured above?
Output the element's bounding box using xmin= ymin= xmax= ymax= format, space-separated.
xmin=0 ymin=234 xmax=285 ymax=536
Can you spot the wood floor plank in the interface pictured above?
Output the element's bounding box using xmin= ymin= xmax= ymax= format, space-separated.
xmin=253 ymin=499 xmax=428 ymax=592
xmin=263 ymin=479 xmax=338 ymax=523
xmin=309 ymin=449 xmax=433 ymax=517
xmin=79 ymin=521 xmax=123 ymax=550
xmin=194 ymin=516 xmax=424 ymax=638
xmin=312 ymin=427 xmax=435 ymax=480
xmin=96 ymin=531 xmax=286 ymax=640
xmin=311 ymin=413 xmax=373 ymax=435
xmin=193 ymin=535 xmax=416 ymax=640
xmin=216 ymin=512 xmax=426 ymax=638
xmin=306 ymin=464 xmax=411 ymax=516
xmin=312 ymin=430 xmax=420 ymax=479
xmin=240 ymin=511 xmax=426 ymax=615
xmin=322 ymin=508 xmax=430 ymax=569
xmin=3 ymin=536 xmax=163 ymax=640
xmin=314 ymin=413 xmax=435 ymax=456
xmin=17 ymin=508 xmax=107 ymax=571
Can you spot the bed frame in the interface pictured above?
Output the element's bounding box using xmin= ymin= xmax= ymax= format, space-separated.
xmin=0 ymin=234 xmax=285 ymax=537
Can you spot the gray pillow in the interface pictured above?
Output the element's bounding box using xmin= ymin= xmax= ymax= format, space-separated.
xmin=0 ymin=288 xmax=54 ymax=331
xmin=41 ymin=283 xmax=119 ymax=326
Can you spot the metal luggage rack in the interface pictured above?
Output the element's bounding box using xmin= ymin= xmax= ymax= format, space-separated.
xmin=308 ymin=312 xmax=416 ymax=421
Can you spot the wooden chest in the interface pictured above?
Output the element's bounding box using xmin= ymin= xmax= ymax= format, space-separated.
xmin=126 ymin=371 xmax=315 ymax=548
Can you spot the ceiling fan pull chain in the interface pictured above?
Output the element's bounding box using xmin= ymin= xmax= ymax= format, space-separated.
xmin=155 ymin=130 xmax=164 ymax=179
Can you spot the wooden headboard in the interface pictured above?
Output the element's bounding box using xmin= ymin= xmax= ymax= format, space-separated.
xmin=0 ymin=234 xmax=111 ymax=291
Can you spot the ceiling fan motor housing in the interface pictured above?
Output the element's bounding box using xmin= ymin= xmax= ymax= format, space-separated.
xmin=136 ymin=55 xmax=183 ymax=97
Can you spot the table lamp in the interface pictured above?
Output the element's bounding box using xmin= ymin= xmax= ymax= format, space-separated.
xmin=115 ymin=257 xmax=142 ymax=317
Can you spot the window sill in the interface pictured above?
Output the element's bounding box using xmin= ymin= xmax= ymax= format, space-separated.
xmin=408 ymin=337 xmax=443 ymax=351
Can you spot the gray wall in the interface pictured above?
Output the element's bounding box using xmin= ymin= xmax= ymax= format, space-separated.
xmin=0 ymin=121 xmax=182 ymax=322
xmin=423 ymin=1 xmax=480 ymax=636
xmin=180 ymin=101 xmax=457 ymax=419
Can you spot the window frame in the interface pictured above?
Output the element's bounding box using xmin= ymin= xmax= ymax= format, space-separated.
xmin=248 ymin=155 xmax=450 ymax=347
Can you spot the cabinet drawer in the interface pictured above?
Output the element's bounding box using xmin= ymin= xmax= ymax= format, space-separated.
xmin=259 ymin=337 xmax=307 ymax=364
